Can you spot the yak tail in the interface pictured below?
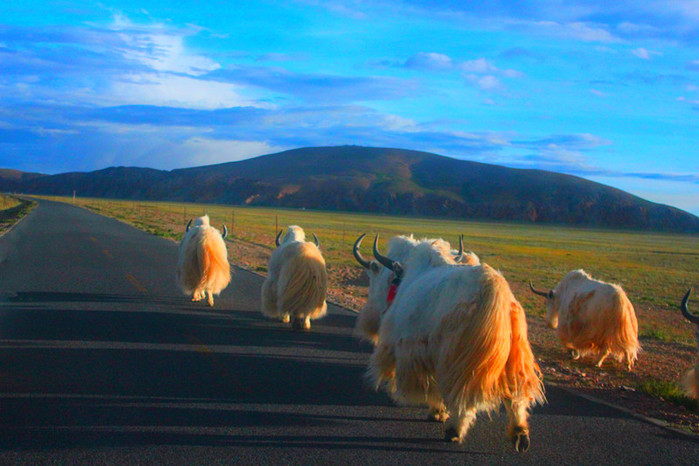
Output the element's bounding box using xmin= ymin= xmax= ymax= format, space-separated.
xmin=609 ymin=290 xmax=640 ymax=368
xmin=437 ymin=265 xmax=544 ymax=417
xmin=198 ymin=228 xmax=231 ymax=294
xmin=278 ymin=243 xmax=328 ymax=320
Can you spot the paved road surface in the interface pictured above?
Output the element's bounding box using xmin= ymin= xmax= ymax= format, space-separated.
xmin=0 ymin=199 xmax=697 ymax=464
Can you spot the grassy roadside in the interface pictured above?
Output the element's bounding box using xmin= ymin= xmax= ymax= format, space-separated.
xmin=40 ymin=195 xmax=699 ymax=430
xmin=0 ymin=194 xmax=37 ymax=235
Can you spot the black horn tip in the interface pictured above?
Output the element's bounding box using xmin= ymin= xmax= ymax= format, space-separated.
xmin=275 ymin=229 xmax=282 ymax=247
xmin=312 ymin=233 xmax=319 ymax=247
xmin=221 ymin=224 xmax=228 ymax=239
xmin=186 ymin=219 xmax=192 ymax=232
xmin=681 ymin=288 xmax=699 ymax=324
xmin=353 ymin=233 xmax=371 ymax=269
xmin=372 ymin=233 xmax=403 ymax=278
xmin=529 ymin=280 xmax=552 ymax=298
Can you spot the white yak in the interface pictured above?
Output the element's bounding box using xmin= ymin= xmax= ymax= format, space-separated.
xmin=352 ymin=234 xmax=478 ymax=344
xmin=530 ymin=270 xmax=640 ymax=370
xmin=369 ymin=235 xmax=544 ymax=451
xmin=261 ymin=226 xmax=328 ymax=330
xmin=177 ymin=215 xmax=231 ymax=307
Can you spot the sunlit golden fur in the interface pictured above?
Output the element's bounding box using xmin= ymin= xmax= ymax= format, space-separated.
xmin=459 ymin=251 xmax=480 ymax=266
xmin=369 ymin=240 xmax=544 ymax=448
xmin=261 ymin=225 xmax=328 ymax=329
xmin=176 ymin=215 xmax=231 ymax=307
xmin=545 ymin=269 xmax=640 ymax=370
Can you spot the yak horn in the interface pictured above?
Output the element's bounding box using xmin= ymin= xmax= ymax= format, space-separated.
xmin=312 ymin=233 xmax=319 ymax=247
xmin=373 ymin=233 xmax=403 ymax=278
xmin=186 ymin=219 xmax=192 ymax=232
xmin=681 ymin=288 xmax=699 ymax=325
xmin=353 ymin=233 xmax=371 ymax=269
xmin=453 ymin=234 xmax=465 ymax=262
xmin=221 ymin=224 xmax=228 ymax=239
xmin=529 ymin=281 xmax=553 ymax=299
xmin=275 ymin=230 xmax=282 ymax=247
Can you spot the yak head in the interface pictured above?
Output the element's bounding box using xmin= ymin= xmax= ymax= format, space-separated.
xmin=353 ymin=234 xmax=418 ymax=319
xmin=529 ymin=280 xmax=558 ymax=328
xmin=275 ymin=225 xmax=319 ymax=248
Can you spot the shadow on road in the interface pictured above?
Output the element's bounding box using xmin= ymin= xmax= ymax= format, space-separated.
xmin=0 ymin=290 xmax=693 ymax=456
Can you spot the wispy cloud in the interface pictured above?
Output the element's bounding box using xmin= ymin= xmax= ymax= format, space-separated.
xmin=631 ymin=47 xmax=661 ymax=60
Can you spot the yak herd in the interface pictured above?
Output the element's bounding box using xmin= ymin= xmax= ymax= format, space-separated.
xmin=176 ymin=215 xmax=698 ymax=453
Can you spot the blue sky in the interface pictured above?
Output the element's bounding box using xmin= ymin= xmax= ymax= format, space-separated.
xmin=1 ymin=1 xmax=698 ymax=214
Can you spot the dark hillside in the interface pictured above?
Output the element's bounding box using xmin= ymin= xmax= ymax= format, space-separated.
xmin=2 ymin=146 xmax=697 ymax=232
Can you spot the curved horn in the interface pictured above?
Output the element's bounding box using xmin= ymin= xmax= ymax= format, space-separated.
xmin=453 ymin=234 xmax=465 ymax=262
xmin=275 ymin=230 xmax=282 ymax=247
xmin=353 ymin=233 xmax=371 ymax=269
xmin=221 ymin=224 xmax=227 ymax=239
xmin=373 ymin=234 xmax=403 ymax=278
xmin=529 ymin=281 xmax=553 ymax=299
xmin=681 ymin=288 xmax=699 ymax=325
xmin=186 ymin=219 xmax=192 ymax=232
xmin=312 ymin=233 xmax=319 ymax=247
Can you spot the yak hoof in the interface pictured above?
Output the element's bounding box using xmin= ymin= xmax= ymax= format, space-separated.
xmin=511 ymin=427 xmax=530 ymax=453
xmin=444 ymin=426 xmax=460 ymax=443
xmin=292 ymin=319 xmax=310 ymax=331
xmin=428 ymin=409 xmax=449 ymax=423
xmin=570 ymin=349 xmax=580 ymax=360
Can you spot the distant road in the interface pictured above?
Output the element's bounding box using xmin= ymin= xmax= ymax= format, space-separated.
xmin=0 ymin=199 xmax=697 ymax=464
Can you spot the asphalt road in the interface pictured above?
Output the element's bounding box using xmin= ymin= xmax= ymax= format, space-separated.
xmin=0 ymin=199 xmax=697 ymax=465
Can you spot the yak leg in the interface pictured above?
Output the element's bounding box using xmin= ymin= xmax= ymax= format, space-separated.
xmin=596 ymin=348 xmax=611 ymax=367
xmin=444 ymin=408 xmax=476 ymax=443
xmin=206 ymin=290 xmax=214 ymax=307
xmin=505 ymin=399 xmax=531 ymax=453
xmin=625 ymin=352 xmax=635 ymax=371
xmin=192 ymin=289 xmax=203 ymax=302
xmin=280 ymin=314 xmax=290 ymax=323
xmin=292 ymin=316 xmax=311 ymax=331
xmin=427 ymin=401 xmax=449 ymax=422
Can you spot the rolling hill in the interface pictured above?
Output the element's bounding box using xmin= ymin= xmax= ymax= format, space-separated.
xmin=1 ymin=146 xmax=697 ymax=232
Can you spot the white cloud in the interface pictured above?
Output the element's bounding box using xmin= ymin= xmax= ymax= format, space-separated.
xmin=108 ymin=73 xmax=269 ymax=110
xmin=177 ymin=138 xmax=288 ymax=166
xmin=526 ymin=20 xmax=620 ymax=43
xmin=460 ymin=58 xmax=497 ymax=73
xmin=631 ymin=47 xmax=661 ymax=60
xmin=405 ymin=52 xmax=453 ymax=70
xmin=465 ymin=74 xmax=502 ymax=90
xmin=107 ymin=14 xmax=220 ymax=76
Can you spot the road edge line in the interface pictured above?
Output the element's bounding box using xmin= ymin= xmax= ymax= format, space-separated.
xmin=550 ymin=382 xmax=699 ymax=441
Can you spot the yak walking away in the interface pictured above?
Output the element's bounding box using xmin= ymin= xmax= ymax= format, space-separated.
xmin=176 ymin=215 xmax=231 ymax=307
xmin=352 ymin=233 xmax=477 ymax=344
xmin=261 ymin=225 xmax=328 ymax=330
xmin=530 ymin=269 xmax=640 ymax=370
xmin=366 ymin=235 xmax=544 ymax=452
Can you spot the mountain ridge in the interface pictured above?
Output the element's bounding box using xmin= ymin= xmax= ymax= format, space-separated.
xmin=1 ymin=145 xmax=697 ymax=233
